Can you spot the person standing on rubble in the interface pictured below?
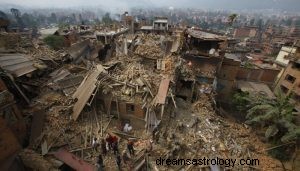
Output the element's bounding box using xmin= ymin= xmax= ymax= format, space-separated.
xmin=122 ymin=150 xmax=130 ymax=164
xmin=127 ymin=140 xmax=135 ymax=156
xmin=152 ymin=127 xmax=159 ymax=143
xmin=96 ymin=154 xmax=104 ymax=171
xmin=112 ymin=141 xmax=119 ymax=155
xmin=100 ymin=138 xmax=107 ymax=156
xmin=92 ymin=137 xmax=99 ymax=152
xmin=145 ymin=139 xmax=153 ymax=154
xmin=122 ymin=150 xmax=133 ymax=170
xmin=116 ymin=154 xmax=122 ymax=171
xmin=105 ymin=133 xmax=114 ymax=150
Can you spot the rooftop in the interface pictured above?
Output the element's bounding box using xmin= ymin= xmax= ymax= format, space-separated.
xmin=237 ymin=81 xmax=275 ymax=99
xmin=96 ymin=28 xmax=129 ymax=36
xmin=187 ymin=28 xmax=226 ymax=41
xmin=0 ymin=53 xmax=39 ymax=77
xmin=154 ymin=19 xmax=168 ymax=23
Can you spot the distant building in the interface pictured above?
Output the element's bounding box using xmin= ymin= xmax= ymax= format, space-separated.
xmin=290 ymin=25 xmax=300 ymax=38
xmin=263 ymin=41 xmax=285 ymax=55
xmin=275 ymin=42 xmax=300 ymax=112
xmin=140 ymin=17 xmax=169 ymax=33
xmin=233 ymin=26 xmax=258 ymax=39
xmin=216 ymin=55 xmax=280 ymax=102
xmin=153 ymin=17 xmax=168 ymax=31
xmin=275 ymin=46 xmax=296 ymax=67
xmin=121 ymin=12 xmax=136 ymax=33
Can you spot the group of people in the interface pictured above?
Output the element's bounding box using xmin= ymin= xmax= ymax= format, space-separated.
xmin=92 ymin=133 xmax=136 ymax=171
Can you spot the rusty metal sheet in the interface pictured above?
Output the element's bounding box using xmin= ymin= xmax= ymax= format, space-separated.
xmin=0 ymin=53 xmax=37 ymax=77
xmin=29 ymin=109 xmax=46 ymax=146
xmin=156 ymin=78 xmax=170 ymax=104
xmin=54 ymin=148 xmax=95 ymax=171
xmin=72 ymin=64 xmax=104 ymax=120
xmin=57 ymin=75 xmax=84 ymax=89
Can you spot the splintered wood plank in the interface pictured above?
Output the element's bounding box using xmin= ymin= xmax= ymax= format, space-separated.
xmin=156 ymin=78 xmax=170 ymax=104
xmin=72 ymin=65 xmax=104 ymax=120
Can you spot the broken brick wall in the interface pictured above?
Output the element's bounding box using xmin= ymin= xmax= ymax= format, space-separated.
xmin=217 ymin=57 xmax=241 ymax=81
xmin=216 ymin=57 xmax=279 ymax=102
xmin=186 ymin=37 xmax=221 ymax=56
xmin=183 ymin=55 xmax=221 ymax=78
xmin=97 ymin=94 xmax=146 ymax=129
xmin=64 ymin=33 xmax=79 ymax=47
xmin=0 ymin=33 xmax=20 ymax=50
xmin=236 ymin=67 xmax=279 ymax=86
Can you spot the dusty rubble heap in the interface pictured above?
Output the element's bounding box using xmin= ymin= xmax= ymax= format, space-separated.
xmin=0 ymin=30 xmax=285 ymax=171
xmin=149 ymin=94 xmax=283 ymax=170
xmin=135 ymin=34 xmax=172 ymax=59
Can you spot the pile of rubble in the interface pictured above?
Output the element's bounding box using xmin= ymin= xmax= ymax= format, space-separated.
xmin=134 ymin=34 xmax=171 ymax=59
xmin=0 ymin=29 xmax=286 ymax=171
xmin=0 ymin=32 xmax=21 ymax=50
xmin=150 ymin=94 xmax=283 ymax=170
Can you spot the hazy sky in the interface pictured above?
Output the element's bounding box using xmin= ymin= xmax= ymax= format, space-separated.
xmin=1 ymin=0 xmax=300 ymax=11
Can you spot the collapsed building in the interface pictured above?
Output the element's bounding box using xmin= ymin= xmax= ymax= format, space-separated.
xmin=180 ymin=28 xmax=227 ymax=102
xmin=0 ymin=20 xmax=287 ymax=171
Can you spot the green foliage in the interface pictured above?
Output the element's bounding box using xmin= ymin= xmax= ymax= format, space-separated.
xmin=232 ymin=91 xmax=251 ymax=112
xmin=245 ymin=90 xmax=300 ymax=143
xmin=228 ymin=13 xmax=238 ymax=26
xmin=243 ymin=61 xmax=255 ymax=69
xmin=44 ymin=35 xmax=64 ymax=50
xmin=21 ymin=13 xmax=37 ymax=28
xmin=102 ymin=13 xmax=112 ymax=25
xmin=58 ymin=23 xmax=69 ymax=29
xmin=268 ymin=144 xmax=291 ymax=161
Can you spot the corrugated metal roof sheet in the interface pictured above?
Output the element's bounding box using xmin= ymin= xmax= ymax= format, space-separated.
xmin=0 ymin=53 xmax=37 ymax=77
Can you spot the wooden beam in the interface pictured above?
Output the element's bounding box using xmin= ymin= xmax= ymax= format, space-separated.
xmin=116 ymin=97 xmax=120 ymax=119
xmin=170 ymin=92 xmax=177 ymax=108
xmin=160 ymin=105 xmax=165 ymax=119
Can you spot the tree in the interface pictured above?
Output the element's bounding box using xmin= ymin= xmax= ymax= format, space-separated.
xmin=44 ymin=35 xmax=64 ymax=50
xmin=232 ymin=91 xmax=251 ymax=112
xmin=0 ymin=11 xmax=9 ymax=31
xmin=10 ymin=8 xmax=24 ymax=30
xmin=228 ymin=13 xmax=237 ymax=26
xmin=49 ymin=13 xmax=57 ymax=23
xmin=21 ymin=13 xmax=37 ymax=28
xmin=102 ymin=13 xmax=112 ymax=25
xmin=245 ymin=90 xmax=300 ymax=143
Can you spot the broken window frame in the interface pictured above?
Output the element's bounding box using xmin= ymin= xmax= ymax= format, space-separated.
xmin=292 ymin=62 xmax=300 ymax=71
xmin=285 ymin=74 xmax=296 ymax=84
xmin=126 ymin=103 xmax=135 ymax=115
xmin=280 ymin=85 xmax=289 ymax=94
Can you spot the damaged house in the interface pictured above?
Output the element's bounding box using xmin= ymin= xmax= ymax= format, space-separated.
xmin=0 ymin=52 xmax=48 ymax=170
xmin=180 ymin=28 xmax=227 ymax=102
xmin=71 ymin=33 xmax=180 ymax=132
